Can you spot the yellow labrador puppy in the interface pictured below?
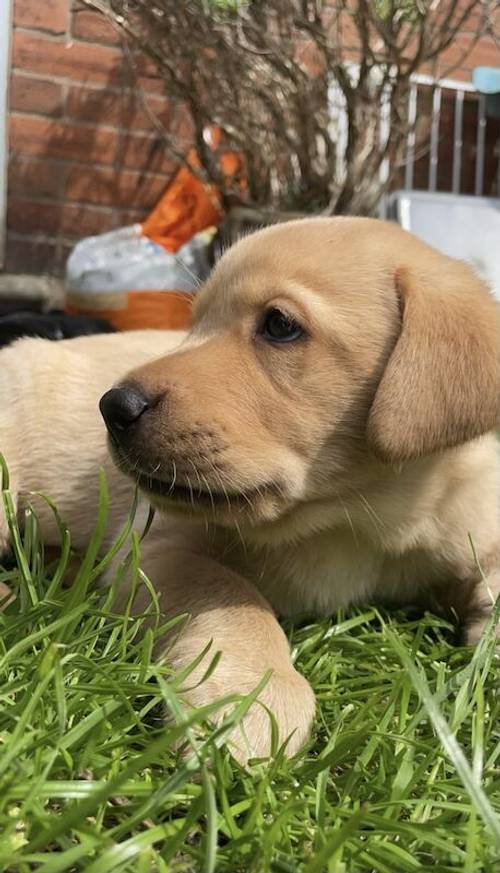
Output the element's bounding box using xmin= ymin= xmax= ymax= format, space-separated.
xmin=0 ymin=217 xmax=499 ymax=760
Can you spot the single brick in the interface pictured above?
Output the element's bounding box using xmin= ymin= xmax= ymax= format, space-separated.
xmin=119 ymin=131 xmax=180 ymax=174
xmin=8 ymin=155 xmax=65 ymax=199
xmin=9 ymin=115 xmax=119 ymax=164
xmin=14 ymin=0 xmax=67 ymax=35
xmin=137 ymin=75 xmax=165 ymax=96
xmin=9 ymin=74 xmax=63 ymax=117
xmin=7 ymin=198 xmax=63 ymax=236
xmin=71 ymin=7 xmax=122 ymax=46
xmin=60 ymin=202 xmax=119 ymax=237
xmin=12 ymin=32 xmax=124 ymax=86
xmin=4 ymin=235 xmax=61 ymax=274
xmin=64 ymin=165 xmax=167 ymax=208
xmin=117 ymin=207 xmax=151 ymax=225
xmin=65 ymin=84 xmax=166 ymax=131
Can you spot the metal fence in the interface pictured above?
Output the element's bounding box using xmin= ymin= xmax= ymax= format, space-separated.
xmin=330 ymin=68 xmax=500 ymax=212
xmin=405 ymin=73 xmax=496 ymax=198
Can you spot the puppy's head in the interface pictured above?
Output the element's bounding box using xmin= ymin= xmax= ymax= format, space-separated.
xmin=100 ymin=217 xmax=500 ymax=531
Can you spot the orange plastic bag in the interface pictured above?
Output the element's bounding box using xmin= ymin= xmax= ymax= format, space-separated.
xmin=142 ymin=152 xmax=222 ymax=253
xmin=142 ymin=143 xmax=243 ymax=252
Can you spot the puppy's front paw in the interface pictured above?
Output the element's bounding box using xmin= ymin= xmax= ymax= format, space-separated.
xmin=182 ymin=664 xmax=315 ymax=763
xmin=231 ymin=667 xmax=316 ymax=761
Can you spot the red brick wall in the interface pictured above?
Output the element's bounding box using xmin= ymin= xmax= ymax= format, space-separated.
xmin=5 ymin=0 xmax=193 ymax=275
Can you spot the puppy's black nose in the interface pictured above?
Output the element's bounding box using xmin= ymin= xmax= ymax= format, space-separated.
xmin=99 ymin=385 xmax=149 ymax=435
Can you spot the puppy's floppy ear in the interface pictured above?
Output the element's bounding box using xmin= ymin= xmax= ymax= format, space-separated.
xmin=366 ymin=263 xmax=500 ymax=462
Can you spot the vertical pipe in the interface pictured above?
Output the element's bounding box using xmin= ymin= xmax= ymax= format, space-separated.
xmin=428 ymin=86 xmax=442 ymax=192
xmin=328 ymin=81 xmax=348 ymax=185
xmin=404 ymin=83 xmax=418 ymax=190
xmin=452 ymin=90 xmax=464 ymax=195
xmin=378 ymin=83 xmax=391 ymax=217
xmin=475 ymin=94 xmax=486 ymax=197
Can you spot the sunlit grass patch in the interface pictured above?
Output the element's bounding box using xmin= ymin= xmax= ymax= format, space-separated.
xmin=0 ymin=471 xmax=499 ymax=872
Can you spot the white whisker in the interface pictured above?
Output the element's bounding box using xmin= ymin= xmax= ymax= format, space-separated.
xmin=185 ymin=473 xmax=195 ymax=510
xmin=199 ymin=470 xmax=217 ymax=517
xmin=335 ymin=490 xmax=359 ymax=546
xmin=175 ymin=256 xmax=203 ymax=289
xmin=168 ymin=460 xmax=177 ymax=495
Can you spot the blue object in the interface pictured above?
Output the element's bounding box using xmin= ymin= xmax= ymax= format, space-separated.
xmin=473 ymin=66 xmax=500 ymax=95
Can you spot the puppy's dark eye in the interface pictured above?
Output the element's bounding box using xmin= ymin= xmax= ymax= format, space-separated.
xmin=259 ymin=308 xmax=304 ymax=343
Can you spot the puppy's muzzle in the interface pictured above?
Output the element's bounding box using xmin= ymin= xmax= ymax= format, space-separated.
xmin=99 ymin=384 xmax=151 ymax=441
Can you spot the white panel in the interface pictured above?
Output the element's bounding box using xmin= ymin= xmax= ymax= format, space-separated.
xmin=389 ymin=189 xmax=500 ymax=300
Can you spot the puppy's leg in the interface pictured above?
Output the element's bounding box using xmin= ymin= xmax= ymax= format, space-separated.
xmin=430 ymin=548 xmax=500 ymax=645
xmin=0 ymin=332 xmax=183 ymax=554
xmin=463 ymin=567 xmax=500 ymax=645
xmin=132 ymin=540 xmax=315 ymax=762
xmin=0 ymin=337 xmax=107 ymax=553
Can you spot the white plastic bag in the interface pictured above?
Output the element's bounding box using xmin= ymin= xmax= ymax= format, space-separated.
xmin=66 ymin=225 xmax=212 ymax=294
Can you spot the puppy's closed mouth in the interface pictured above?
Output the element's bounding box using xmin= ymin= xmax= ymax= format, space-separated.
xmin=136 ymin=471 xmax=284 ymax=514
xmin=109 ymin=440 xmax=280 ymax=511
xmin=137 ymin=471 xmax=239 ymax=506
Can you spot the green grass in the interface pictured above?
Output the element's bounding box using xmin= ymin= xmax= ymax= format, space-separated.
xmin=0 ymin=475 xmax=499 ymax=872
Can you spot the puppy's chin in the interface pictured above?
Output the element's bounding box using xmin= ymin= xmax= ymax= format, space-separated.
xmin=107 ymin=438 xmax=290 ymax=527
xmin=139 ymin=477 xmax=288 ymax=528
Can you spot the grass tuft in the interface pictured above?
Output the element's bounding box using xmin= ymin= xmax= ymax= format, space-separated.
xmin=0 ymin=477 xmax=499 ymax=871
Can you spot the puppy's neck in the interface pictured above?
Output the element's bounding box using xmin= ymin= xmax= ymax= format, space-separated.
xmin=234 ymin=435 xmax=499 ymax=554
